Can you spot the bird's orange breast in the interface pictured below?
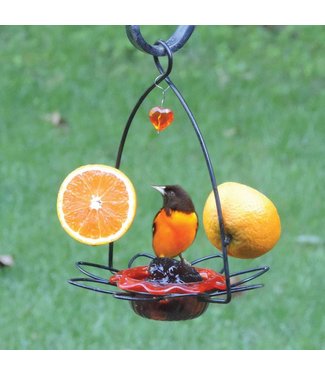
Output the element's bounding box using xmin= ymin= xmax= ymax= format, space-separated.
xmin=152 ymin=209 xmax=198 ymax=258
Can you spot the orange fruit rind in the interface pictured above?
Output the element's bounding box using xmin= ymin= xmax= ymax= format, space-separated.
xmin=57 ymin=164 xmax=137 ymax=246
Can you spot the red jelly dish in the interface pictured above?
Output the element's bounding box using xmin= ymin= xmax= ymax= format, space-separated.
xmin=109 ymin=259 xmax=226 ymax=321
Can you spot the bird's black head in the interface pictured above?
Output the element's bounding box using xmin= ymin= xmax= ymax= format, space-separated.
xmin=152 ymin=185 xmax=196 ymax=215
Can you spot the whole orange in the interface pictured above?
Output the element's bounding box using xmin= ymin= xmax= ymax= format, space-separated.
xmin=203 ymin=182 xmax=281 ymax=259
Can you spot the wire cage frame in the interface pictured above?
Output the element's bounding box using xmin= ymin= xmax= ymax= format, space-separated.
xmin=68 ymin=27 xmax=270 ymax=319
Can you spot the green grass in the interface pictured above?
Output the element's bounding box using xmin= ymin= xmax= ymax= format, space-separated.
xmin=0 ymin=25 xmax=324 ymax=349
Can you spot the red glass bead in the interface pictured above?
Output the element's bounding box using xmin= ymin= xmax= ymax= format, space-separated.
xmin=149 ymin=106 xmax=174 ymax=132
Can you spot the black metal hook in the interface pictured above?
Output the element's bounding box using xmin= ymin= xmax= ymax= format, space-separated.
xmin=126 ymin=25 xmax=195 ymax=56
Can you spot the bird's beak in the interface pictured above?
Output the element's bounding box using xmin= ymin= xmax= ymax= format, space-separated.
xmin=152 ymin=185 xmax=166 ymax=195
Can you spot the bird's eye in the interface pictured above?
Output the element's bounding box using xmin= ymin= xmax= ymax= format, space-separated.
xmin=169 ymin=191 xmax=176 ymax=197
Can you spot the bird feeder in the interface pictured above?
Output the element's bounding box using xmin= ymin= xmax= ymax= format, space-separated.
xmin=69 ymin=26 xmax=270 ymax=321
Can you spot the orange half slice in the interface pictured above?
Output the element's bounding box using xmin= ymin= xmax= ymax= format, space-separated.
xmin=57 ymin=164 xmax=136 ymax=245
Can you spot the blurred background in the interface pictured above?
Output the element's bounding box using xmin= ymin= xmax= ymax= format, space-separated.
xmin=0 ymin=25 xmax=324 ymax=349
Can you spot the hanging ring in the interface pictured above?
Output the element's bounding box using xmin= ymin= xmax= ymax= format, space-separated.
xmin=126 ymin=25 xmax=195 ymax=56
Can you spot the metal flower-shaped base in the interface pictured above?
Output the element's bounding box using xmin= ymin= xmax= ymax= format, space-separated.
xmin=69 ymin=253 xmax=269 ymax=321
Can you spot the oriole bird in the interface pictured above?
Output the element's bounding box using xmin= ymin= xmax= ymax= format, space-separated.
xmin=152 ymin=185 xmax=198 ymax=259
